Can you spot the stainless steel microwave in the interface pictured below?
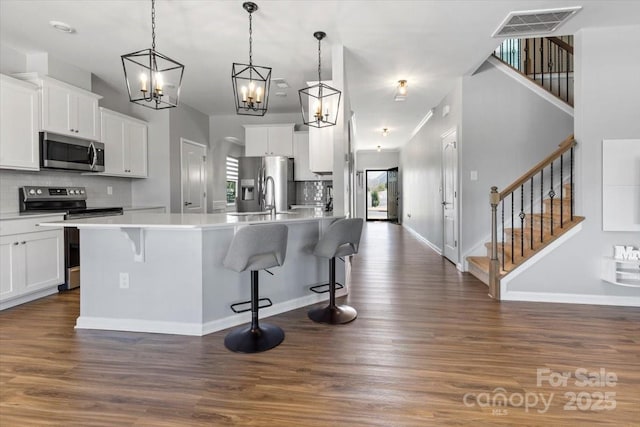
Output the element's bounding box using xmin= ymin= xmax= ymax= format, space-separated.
xmin=40 ymin=132 xmax=105 ymax=172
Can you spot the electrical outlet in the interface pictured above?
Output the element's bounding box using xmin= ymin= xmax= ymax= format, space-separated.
xmin=107 ymin=186 xmax=113 ymax=195
xmin=119 ymin=272 xmax=129 ymax=289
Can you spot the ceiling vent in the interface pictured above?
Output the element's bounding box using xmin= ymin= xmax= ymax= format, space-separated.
xmin=272 ymin=78 xmax=290 ymax=89
xmin=492 ymin=6 xmax=581 ymax=38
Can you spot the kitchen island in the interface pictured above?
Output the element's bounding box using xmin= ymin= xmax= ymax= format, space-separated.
xmin=40 ymin=211 xmax=347 ymax=336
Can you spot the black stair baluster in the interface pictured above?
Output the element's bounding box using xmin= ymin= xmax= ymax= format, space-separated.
xmin=520 ymin=184 xmax=525 ymax=258
xmin=540 ymin=38 xmax=544 ymax=88
xmin=549 ymin=161 xmax=555 ymax=236
xmin=511 ymin=194 xmax=514 ymax=266
xmin=501 ymin=200 xmax=505 ymax=269
xmin=540 ymin=169 xmax=544 ymax=243
xmin=530 ymin=176 xmax=534 ymax=250
xmin=570 ymin=145 xmax=574 ymax=221
xmin=524 ymin=39 xmax=529 ymax=74
xmin=560 ymin=153 xmax=564 ymax=228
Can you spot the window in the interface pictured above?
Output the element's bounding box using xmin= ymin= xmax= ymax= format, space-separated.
xmin=226 ymin=156 xmax=239 ymax=205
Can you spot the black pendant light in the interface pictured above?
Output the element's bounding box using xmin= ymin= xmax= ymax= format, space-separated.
xmin=299 ymin=31 xmax=341 ymax=128
xmin=231 ymin=2 xmax=271 ymax=116
xmin=121 ymin=0 xmax=185 ymax=110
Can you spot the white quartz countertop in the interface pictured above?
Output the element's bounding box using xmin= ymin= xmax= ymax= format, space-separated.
xmin=38 ymin=210 xmax=342 ymax=230
xmin=0 ymin=211 xmax=66 ymax=221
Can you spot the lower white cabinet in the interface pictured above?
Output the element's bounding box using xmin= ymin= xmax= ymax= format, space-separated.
xmin=100 ymin=108 xmax=148 ymax=177
xmin=0 ymin=216 xmax=64 ymax=310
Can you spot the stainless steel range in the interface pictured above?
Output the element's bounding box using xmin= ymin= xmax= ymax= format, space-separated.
xmin=19 ymin=186 xmax=123 ymax=290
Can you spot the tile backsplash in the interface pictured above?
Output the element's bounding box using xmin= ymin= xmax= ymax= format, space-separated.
xmin=295 ymin=181 xmax=333 ymax=205
xmin=0 ymin=169 xmax=132 ymax=213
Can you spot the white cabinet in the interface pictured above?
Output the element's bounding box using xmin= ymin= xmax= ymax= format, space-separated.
xmin=40 ymin=77 xmax=101 ymax=140
xmin=244 ymin=124 xmax=294 ymax=157
xmin=293 ymin=131 xmax=332 ymax=181
xmin=100 ymin=108 xmax=148 ymax=178
xmin=602 ymin=257 xmax=640 ymax=287
xmin=0 ymin=75 xmax=39 ymax=171
xmin=0 ymin=216 xmax=64 ymax=310
xmin=309 ymin=124 xmax=333 ymax=173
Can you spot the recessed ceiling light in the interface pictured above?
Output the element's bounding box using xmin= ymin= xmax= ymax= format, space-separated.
xmin=49 ymin=20 xmax=75 ymax=34
xmin=394 ymin=80 xmax=407 ymax=101
xmin=382 ymin=128 xmax=389 ymax=137
xmin=272 ymin=78 xmax=290 ymax=89
xmin=377 ymin=145 xmax=382 ymax=152
xmin=275 ymin=91 xmax=287 ymax=97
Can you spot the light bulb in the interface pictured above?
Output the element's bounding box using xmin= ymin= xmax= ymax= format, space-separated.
xmin=139 ymin=73 xmax=148 ymax=92
xmin=382 ymin=128 xmax=389 ymax=137
xmin=241 ymin=86 xmax=248 ymax=102
xmin=397 ymin=80 xmax=407 ymax=95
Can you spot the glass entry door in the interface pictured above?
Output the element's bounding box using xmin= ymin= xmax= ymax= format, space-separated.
xmin=366 ymin=168 xmax=399 ymax=221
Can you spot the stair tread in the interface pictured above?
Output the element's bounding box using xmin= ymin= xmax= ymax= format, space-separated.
xmin=472 ymin=216 xmax=585 ymax=277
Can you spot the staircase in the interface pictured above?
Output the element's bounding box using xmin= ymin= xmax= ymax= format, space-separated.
xmin=467 ymin=135 xmax=584 ymax=298
xmin=493 ymin=36 xmax=574 ymax=106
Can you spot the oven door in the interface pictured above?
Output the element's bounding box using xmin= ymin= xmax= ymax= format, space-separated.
xmin=63 ymin=227 xmax=80 ymax=290
xmin=40 ymin=132 xmax=105 ymax=172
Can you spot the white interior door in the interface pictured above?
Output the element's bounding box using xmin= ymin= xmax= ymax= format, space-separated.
xmin=181 ymin=139 xmax=207 ymax=214
xmin=442 ymin=130 xmax=458 ymax=265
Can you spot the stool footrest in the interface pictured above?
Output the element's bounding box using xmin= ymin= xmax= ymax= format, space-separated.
xmin=310 ymin=282 xmax=344 ymax=294
xmin=230 ymin=297 xmax=273 ymax=314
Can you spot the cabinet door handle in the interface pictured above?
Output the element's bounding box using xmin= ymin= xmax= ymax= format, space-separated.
xmin=20 ymin=241 xmax=26 ymax=245
xmin=13 ymin=242 xmax=19 ymax=245
xmin=75 ymin=130 xmax=79 ymax=133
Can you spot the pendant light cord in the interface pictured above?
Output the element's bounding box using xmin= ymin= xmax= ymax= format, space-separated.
xmin=151 ymin=0 xmax=156 ymax=51
xmin=317 ymin=37 xmax=322 ymax=83
xmin=248 ymin=11 xmax=253 ymax=66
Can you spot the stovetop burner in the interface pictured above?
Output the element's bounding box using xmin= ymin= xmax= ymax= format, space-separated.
xmin=19 ymin=186 xmax=123 ymax=218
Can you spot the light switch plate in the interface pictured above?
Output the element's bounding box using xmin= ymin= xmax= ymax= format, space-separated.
xmin=470 ymin=170 xmax=478 ymax=181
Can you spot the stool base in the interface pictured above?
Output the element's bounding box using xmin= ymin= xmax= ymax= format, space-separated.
xmin=308 ymin=304 xmax=357 ymax=324
xmin=224 ymin=323 xmax=285 ymax=353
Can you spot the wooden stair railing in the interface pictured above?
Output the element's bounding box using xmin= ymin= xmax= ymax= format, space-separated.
xmin=488 ymin=135 xmax=579 ymax=300
xmin=493 ymin=36 xmax=574 ymax=106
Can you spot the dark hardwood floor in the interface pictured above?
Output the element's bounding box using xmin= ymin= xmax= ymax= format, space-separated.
xmin=1 ymin=222 xmax=639 ymax=426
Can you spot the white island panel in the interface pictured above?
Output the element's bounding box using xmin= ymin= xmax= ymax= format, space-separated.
xmin=46 ymin=212 xmax=345 ymax=336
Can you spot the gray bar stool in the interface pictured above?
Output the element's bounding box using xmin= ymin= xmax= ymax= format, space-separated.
xmin=223 ymin=223 xmax=288 ymax=353
xmin=308 ymin=218 xmax=364 ymax=324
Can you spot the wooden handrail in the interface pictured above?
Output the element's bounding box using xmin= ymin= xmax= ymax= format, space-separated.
xmin=548 ymin=37 xmax=574 ymax=55
xmin=499 ymin=134 xmax=576 ymax=200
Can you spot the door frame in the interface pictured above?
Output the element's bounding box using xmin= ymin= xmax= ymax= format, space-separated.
xmin=441 ymin=128 xmax=459 ymax=266
xmin=180 ymin=138 xmax=208 ymax=214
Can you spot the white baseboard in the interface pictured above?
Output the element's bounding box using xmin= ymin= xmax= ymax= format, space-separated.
xmin=502 ymin=291 xmax=640 ymax=307
xmin=0 ymin=286 xmax=59 ymax=311
xmin=403 ymin=224 xmax=442 ymax=255
xmin=76 ymin=287 xmax=344 ymax=336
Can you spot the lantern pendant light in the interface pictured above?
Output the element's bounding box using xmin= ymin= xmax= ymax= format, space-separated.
xmin=121 ymin=0 xmax=185 ymax=110
xmin=231 ymin=2 xmax=271 ymax=116
xmin=299 ymin=31 xmax=341 ymax=128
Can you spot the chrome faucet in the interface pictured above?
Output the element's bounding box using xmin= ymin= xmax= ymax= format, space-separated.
xmin=263 ymin=175 xmax=276 ymax=215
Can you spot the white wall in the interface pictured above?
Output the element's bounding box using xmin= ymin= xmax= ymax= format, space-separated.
xmin=354 ymin=150 xmax=399 ymax=219
xmin=169 ymin=104 xmax=210 ymax=213
xmin=400 ymin=80 xmax=462 ymax=251
xmin=505 ymin=25 xmax=640 ymax=304
xmin=0 ymin=44 xmax=26 ymax=75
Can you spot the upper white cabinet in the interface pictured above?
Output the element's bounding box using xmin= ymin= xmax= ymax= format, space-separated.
xmin=100 ymin=108 xmax=148 ymax=178
xmin=39 ymin=77 xmax=101 ymax=140
xmin=0 ymin=75 xmax=39 ymax=171
xmin=309 ymin=124 xmax=333 ymax=174
xmin=244 ymin=124 xmax=294 ymax=157
xmin=293 ymin=131 xmax=332 ymax=181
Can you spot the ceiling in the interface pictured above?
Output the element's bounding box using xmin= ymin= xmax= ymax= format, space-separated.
xmin=1 ymin=1 xmax=638 ymax=151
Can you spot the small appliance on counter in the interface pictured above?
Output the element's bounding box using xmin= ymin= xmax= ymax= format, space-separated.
xmin=237 ymin=156 xmax=295 ymax=213
xmin=19 ymin=186 xmax=123 ymax=290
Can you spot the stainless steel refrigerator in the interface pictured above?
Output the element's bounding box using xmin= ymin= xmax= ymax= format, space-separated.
xmin=237 ymin=156 xmax=294 ymax=213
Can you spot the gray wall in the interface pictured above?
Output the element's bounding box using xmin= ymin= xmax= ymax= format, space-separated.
xmin=460 ymin=60 xmax=574 ymax=256
xmin=400 ymin=80 xmax=462 ymax=251
xmin=355 ymin=150 xmax=399 ymax=220
xmin=505 ymin=25 xmax=640 ymax=301
xmin=0 ymin=44 xmax=26 ymax=75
